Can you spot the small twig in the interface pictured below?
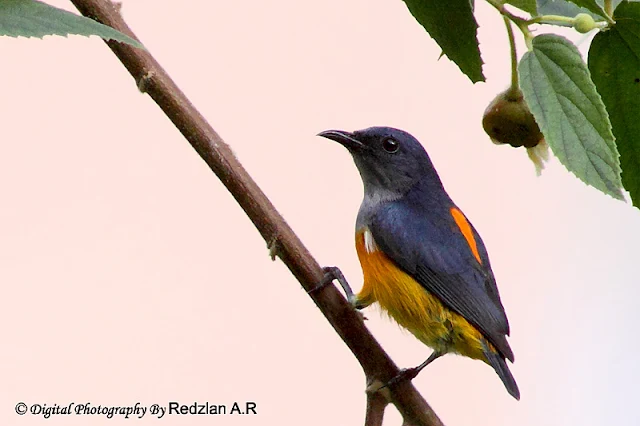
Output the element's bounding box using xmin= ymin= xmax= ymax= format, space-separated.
xmin=485 ymin=0 xmax=529 ymax=34
xmin=69 ymin=1 xmax=444 ymax=425
xmin=504 ymin=17 xmax=519 ymax=98
xmin=527 ymin=14 xmax=574 ymax=26
xmin=365 ymin=379 xmax=390 ymax=426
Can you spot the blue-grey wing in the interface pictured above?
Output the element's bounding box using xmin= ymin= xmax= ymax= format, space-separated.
xmin=369 ymin=191 xmax=513 ymax=361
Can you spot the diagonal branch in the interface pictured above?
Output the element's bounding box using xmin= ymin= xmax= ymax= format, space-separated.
xmin=68 ymin=1 xmax=444 ymax=424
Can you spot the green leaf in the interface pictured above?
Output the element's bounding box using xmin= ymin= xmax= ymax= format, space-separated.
xmin=565 ymin=0 xmax=608 ymax=18
xmin=536 ymin=0 xmax=623 ymax=19
xmin=589 ymin=1 xmax=640 ymax=206
xmin=518 ymin=34 xmax=624 ymax=200
xmin=537 ymin=0 xmax=590 ymax=17
xmin=402 ymin=0 xmax=484 ymax=82
xmin=0 ymin=0 xmax=143 ymax=48
xmin=505 ymin=0 xmax=538 ymax=15
xmin=536 ymin=0 xmax=592 ymax=19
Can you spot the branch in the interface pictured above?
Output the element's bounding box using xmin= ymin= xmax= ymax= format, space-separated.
xmin=68 ymin=1 xmax=444 ymax=424
xmin=365 ymin=378 xmax=391 ymax=426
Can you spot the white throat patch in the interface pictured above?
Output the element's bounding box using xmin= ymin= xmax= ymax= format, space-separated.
xmin=363 ymin=228 xmax=378 ymax=253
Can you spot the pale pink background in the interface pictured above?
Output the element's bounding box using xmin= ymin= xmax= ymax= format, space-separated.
xmin=2 ymin=1 xmax=639 ymax=425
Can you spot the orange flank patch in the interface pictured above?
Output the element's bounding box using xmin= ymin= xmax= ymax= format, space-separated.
xmin=354 ymin=229 xmax=489 ymax=361
xmin=450 ymin=207 xmax=482 ymax=265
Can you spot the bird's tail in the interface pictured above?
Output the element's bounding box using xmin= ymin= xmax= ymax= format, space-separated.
xmin=485 ymin=347 xmax=520 ymax=400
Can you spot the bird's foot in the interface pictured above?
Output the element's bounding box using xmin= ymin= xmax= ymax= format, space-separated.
xmin=383 ymin=367 xmax=420 ymax=389
xmin=309 ymin=266 xmax=354 ymax=300
xmin=308 ymin=266 xmax=343 ymax=294
xmin=308 ymin=267 xmax=366 ymax=319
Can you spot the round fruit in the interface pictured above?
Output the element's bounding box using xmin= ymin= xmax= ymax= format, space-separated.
xmin=573 ymin=13 xmax=597 ymax=34
xmin=482 ymin=88 xmax=543 ymax=148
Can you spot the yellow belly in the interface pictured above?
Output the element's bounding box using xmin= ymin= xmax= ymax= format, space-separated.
xmin=355 ymin=229 xmax=488 ymax=361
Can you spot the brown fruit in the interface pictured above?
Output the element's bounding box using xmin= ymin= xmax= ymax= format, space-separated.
xmin=482 ymin=88 xmax=543 ymax=148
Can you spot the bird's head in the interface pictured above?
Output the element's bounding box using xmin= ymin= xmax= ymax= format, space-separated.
xmin=318 ymin=126 xmax=442 ymax=198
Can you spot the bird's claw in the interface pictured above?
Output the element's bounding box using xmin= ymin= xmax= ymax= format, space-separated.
xmin=382 ymin=367 xmax=419 ymax=389
xmin=308 ymin=267 xmax=342 ymax=294
xmin=308 ymin=267 xmax=364 ymax=319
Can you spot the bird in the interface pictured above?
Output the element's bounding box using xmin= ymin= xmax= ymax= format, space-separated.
xmin=317 ymin=126 xmax=519 ymax=399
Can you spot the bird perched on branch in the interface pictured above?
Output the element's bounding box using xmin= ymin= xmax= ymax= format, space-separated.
xmin=317 ymin=126 xmax=519 ymax=399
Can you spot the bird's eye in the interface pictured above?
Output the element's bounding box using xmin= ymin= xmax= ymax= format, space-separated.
xmin=382 ymin=138 xmax=399 ymax=153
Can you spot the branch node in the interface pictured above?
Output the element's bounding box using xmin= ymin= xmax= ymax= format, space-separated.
xmin=267 ymin=235 xmax=281 ymax=261
xmin=366 ymin=378 xmax=392 ymax=402
xmin=137 ymin=70 xmax=155 ymax=93
xmin=364 ymin=378 xmax=391 ymax=426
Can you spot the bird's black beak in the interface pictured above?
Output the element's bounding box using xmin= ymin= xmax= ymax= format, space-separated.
xmin=317 ymin=129 xmax=366 ymax=151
